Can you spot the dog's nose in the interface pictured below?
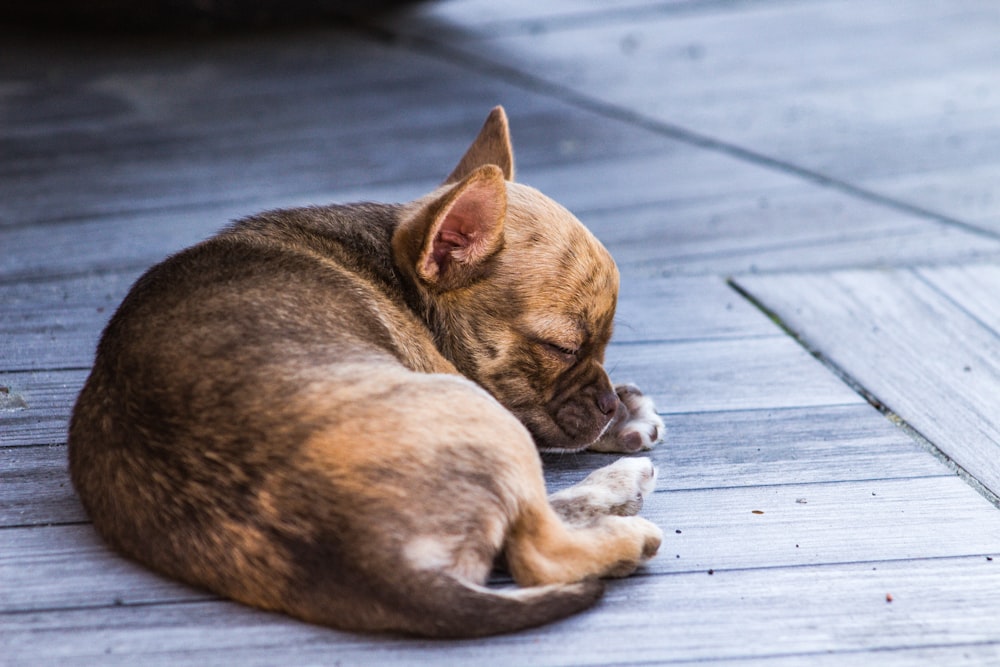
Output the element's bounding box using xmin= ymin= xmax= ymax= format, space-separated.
xmin=597 ymin=390 xmax=619 ymax=416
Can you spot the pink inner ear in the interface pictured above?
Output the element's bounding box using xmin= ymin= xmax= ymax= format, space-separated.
xmin=432 ymin=226 xmax=470 ymax=265
xmin=425 ymin=182 xmax=503 ymax=278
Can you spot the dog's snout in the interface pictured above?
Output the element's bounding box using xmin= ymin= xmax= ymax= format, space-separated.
xmin=597 ymin=390 xmax=619 ymax=416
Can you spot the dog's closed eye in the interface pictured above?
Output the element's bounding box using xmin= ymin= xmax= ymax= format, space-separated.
xmin=542 ymin=342 xmax=580 ymax=363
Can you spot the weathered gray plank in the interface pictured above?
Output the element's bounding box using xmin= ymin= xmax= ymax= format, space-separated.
xmin=0 ymin=271 xmax=768 ymax=374
xmin=0 ymin=316 xmax=858 ymax=453
xmin=0 ymin=370 xmax=87 ymax=447
xmin=0 ymin=271 xmax=135 ymax=372
xmin=8 ymin=403 xmax=949 ymax=529
xmin=395 ymin=0 xmax=1000 ymax=233
xmin=0 ymin=524 xmax=213 ymax=613
xmin=605 ymin=336 xmax=863 ymax=414
xmin=608 ymin=275 xmax=777 ymax=343
xmin=0 ymin=444 xmax=86 ymax=527
xmin=657 ymin=406 xmax=942 ymax=488
xmin=587 ymin=191 xmax=1000 ymax=276
xmin=0 ymin=147 xmax=788 ymax=281
xmin=8 ymin=475 xmax=995 ymax=615
xmin=654 ymin=475 xmax=1000 ymax=573
xmin=4 ymin=556 xmax=999 ymax=666
xmin=0 ymin=27 xmax=680 ymax=234
xmin=544 ymin=404 xmax=948 ymax=492
xmin=736 ymin=266 xmax=1000 ymax=498
xmin=918 ymin=264 xmax=1000 ymax=333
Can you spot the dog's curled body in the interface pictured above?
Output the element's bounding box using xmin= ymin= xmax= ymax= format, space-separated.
xmin=69 ymin=108 xmax=662 ymax=637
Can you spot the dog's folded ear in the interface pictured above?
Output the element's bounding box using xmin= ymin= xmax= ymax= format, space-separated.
xmin=396 ymin=164 xmax=507 ymax=292
xmin=445 ymin=106 xmax=515 ymax=184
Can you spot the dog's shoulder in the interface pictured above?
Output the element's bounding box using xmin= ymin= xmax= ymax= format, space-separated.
xmin=219 ymin=202 xmax=405 ymax=284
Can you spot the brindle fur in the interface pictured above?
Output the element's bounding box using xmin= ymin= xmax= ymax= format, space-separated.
xmin=69 ymin=107 xmax=663 ymax=638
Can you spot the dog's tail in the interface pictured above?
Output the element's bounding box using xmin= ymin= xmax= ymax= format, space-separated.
xmin=381 ymin=572 xmax=605 ymax=638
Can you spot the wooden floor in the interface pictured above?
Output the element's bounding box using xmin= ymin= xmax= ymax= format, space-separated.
xmin=4 ymin=0 xmax=1000 ymax=664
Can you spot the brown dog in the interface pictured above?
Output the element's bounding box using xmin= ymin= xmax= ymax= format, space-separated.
xmin=69 ymin=107 xmax=664 ymax=638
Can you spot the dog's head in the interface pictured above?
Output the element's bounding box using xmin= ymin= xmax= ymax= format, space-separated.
xmin=393 ymin=107 xmax=621 ymax=451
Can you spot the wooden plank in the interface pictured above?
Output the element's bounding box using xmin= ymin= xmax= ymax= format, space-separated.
xmin=0 ymin=336 xmax=865 ymax=439
xmin=546 ymin=404 xmax=948 ymax=492
xmin=0 ymin=444 xmax=86 ymax=527
xmin=0 ymin=370 xmax=87 ymax=447
xmin=918 ymin=264 xmax=1000 ymax=333
xmin=0 ymin=271 xmax=137 ymax=372
xmin=0 ymin=147 xmax=792 ymax=281
xmin=650 ymin=476 xmax=1000 ymax=573
xmin=587 ymin=190 xmax=1000 ymax=276
xmin=605 ymin=336 xmax=864 ymax=414
xmin=612 ymin=275 xmax=777 ymax=343
xmin=376 ymin=0 xmax=676 ymax=41
xmin=4 ymin=556 xmax=999 ymax=665
xmin=736 ymin=267 xmax=1000 ymax=498
xmin=0 ymin=524 xmax=213 ymax=613
xmin=9 ymin=404 xmax=948 ymax=530
xmin=0 ymin=271 xmax=770 ymax=375
xmin=402 ymin=0 xmax=1000 ymax=232
xmin=0 ymin=271 xmax=765 ymax=373
xmin=0 ymin=27 xmax=681 ymax=234
xmin=8 ymin=475 xmax=994 ymax=614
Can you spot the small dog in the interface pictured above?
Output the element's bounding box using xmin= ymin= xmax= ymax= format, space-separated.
xmin=69 ymin=107 xmax=664 ymax=638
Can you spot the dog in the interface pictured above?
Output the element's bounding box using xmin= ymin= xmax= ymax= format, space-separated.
xmin=69 ymin=107 xmax=664 ymax=638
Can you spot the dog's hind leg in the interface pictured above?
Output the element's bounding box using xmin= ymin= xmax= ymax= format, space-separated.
xmin=503 ymin=455 xmax=662 ymax=585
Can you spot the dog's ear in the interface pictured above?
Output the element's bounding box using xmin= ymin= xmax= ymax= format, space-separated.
xmin=401 ymin=164 xmax=507 ymax=291
xmin=445 ymin=106 xmax=515 ymax=184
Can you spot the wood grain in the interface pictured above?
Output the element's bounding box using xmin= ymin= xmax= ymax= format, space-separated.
xmin=605 ymin=336 xmax=863 ymax=414
xmin=393 ymin=0 xmax=1000 ymax=233
xmin=4 ymin=0 xmax=1000 ymax=662
xmin=6 ymin=474 xmax=997 ymax=610
xmin=737 ymin=266 xmax=1000 ymax=498
xmin=8 ymin=403 xmax=950 ymax=530
xmin=0 ymin=524 xmax=213 ymax=613
xmin=0 ymin=272 xmax=769 ymax=373
xmin=0 ymin=444 xmax=86 ymax=527
xmin=918 ymin=264 xmax=1000 ymax=333
xmin=4 ymin=556 xmax=999 ymax=665
xmin=0 ymin=370 xmax=88 ymax=447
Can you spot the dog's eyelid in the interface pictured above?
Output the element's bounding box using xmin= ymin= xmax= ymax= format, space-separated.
xmin=539 ymin=341 xmax=579 ymax=363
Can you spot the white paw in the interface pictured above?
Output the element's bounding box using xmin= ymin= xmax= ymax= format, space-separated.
xmin=589 ymin=384 xmax=664 ymax=453
xmin=550 ymin=457 xmax=658 ymax=524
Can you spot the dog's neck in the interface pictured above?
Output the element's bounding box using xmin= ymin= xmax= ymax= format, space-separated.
xmin=227 ymin=203 xmax=440 ymax=340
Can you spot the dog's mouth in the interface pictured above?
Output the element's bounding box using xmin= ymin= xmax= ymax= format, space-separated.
xmin=526 ymin=399 xmax=616 ymax=452
xmin=536 ymin=416 xmax=614 ymax=454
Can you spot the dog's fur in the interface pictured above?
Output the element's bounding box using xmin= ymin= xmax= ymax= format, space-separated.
xmin=68 ymin=107 xmax=664 ymax=638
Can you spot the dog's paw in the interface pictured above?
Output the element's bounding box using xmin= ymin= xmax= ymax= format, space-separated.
xmin=601 ymin=515 xmax=664 ymax=578
xmin=550 ymin=457 xmax=658 ymax=526
xmin=589 ymin=384 xmax=664 ymax=453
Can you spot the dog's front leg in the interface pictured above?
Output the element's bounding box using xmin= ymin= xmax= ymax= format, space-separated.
xmin=588 ymin=384 xmax=664 ymax=453
xmin=549 ymin=457 xmax=657 ymax=527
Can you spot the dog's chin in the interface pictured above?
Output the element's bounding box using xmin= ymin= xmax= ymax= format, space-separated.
xmin=528 ymin=412 xmax=614 ymax=453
